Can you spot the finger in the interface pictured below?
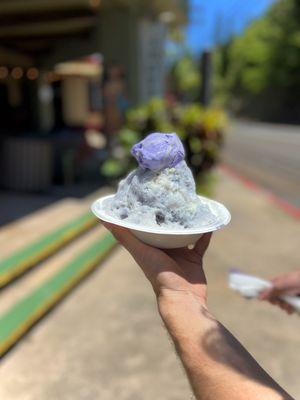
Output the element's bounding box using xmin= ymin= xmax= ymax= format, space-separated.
xmin=101 ymin=221 xmax=115 ymax=231
xmin=102 ymin=221 xmax=151 ymax=257
xmin=102 ymin=221 xmax=167 ymax=277
xmin=259 ymin=284 xmax=286 ymax=300
xmin=278 ymin=301 xmax=294 ymax=314
xmin=278 ymin=301 xmax=289 ymax=310
xmin=258 ymin=287 xmax=274 ymax=300
xmin=281 ymin=304 xmax=294 ymax=314
xmin=270 ymin=299 xmax=280 ymax=305
xmin=270 ymin=277 xmax=297 ymax=295
xmin=194 ymin=232 xmax=213 ymax=258
xmin=268 ymin=298 xmax=295 ymax=314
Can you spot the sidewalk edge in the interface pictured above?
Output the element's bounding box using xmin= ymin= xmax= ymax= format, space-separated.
xmin=219 ymin=164 xmax=300 ymax=220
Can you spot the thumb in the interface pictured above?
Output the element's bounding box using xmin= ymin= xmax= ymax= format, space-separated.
xmin=194 ymin=232 xmax=213 ymax=258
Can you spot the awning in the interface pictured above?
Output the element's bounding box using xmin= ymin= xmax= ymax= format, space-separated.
xmin=0 ymin=0 xmax=100 ymax=66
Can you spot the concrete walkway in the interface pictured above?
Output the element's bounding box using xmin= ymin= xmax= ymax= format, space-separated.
xmin=0 ymin=170 xmax=300 ymax=399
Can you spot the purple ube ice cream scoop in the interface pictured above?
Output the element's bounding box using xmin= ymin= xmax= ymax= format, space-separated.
xmin=131 ymin=132 xmax=185 ymax=170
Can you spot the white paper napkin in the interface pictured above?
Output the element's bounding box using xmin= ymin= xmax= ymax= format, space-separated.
xmin=228 ymin=269 xmax=300 ymax=313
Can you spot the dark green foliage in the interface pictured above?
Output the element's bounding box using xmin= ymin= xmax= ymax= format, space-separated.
xmin=214 ymin=0 xmax=300 ymax=123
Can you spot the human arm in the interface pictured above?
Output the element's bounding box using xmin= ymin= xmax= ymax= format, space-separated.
xmin=103 ymin=223 xmax=293 ymax=400
xmin=259 ymin=270 xmax=300 ymax=314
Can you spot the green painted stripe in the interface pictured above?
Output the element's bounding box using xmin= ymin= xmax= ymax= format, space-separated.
xmin=0 ymin=233 xmax=117 ymax=356
xmin=0 ymin=211 xmax=97 ymax=287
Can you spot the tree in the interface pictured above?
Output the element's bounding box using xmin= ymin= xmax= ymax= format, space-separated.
xmin=214 ymin=0 xmax=300 ymax=123
xmin=170 ymin=54 xmax=201 ymax=101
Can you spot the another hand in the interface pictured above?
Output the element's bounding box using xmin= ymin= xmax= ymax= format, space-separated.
xmin=102 ymin=222 xmax=212 ymax=308
xmin=259 ymin=270 xmax=300 ymax=314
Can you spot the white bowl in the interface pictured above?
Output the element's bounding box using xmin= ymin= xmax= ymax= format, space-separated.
xmin=91 ymin=195 xmax=231 ymax=249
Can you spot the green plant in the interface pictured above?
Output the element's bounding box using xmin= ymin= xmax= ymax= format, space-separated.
xmin=119 ymin=128 xmax=141 ymax=150
xmin=101 ymin=98 xmax=228 ymax=194
xmin=196 ymin=171 xmax=218 ymax=197
xmin=100 ymin=159 xmax=125 ymax=178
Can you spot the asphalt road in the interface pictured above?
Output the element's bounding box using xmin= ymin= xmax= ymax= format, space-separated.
xmin=222 ymin=120 xmax=300 ymax=207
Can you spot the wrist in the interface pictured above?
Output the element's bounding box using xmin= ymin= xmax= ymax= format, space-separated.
xmin=158 ymin=287 xmax=207 ymax=306
xmin=157 ymin=289 xmax=212 ymax=334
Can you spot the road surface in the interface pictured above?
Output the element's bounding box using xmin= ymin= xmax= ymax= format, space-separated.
xmin=222 ymin=120 xmax=300 ymax=207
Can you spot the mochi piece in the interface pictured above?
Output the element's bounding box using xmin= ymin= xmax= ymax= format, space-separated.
xmin=131 ymin=132 xmax=185 ymax=170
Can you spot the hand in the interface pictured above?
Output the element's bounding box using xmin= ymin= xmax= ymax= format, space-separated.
xmin=259 ymin=270 xmax=300 ymax=314
xmin=102 ymin=222 xmax=212 ymax=308
xmin=102 ymin=223 xmax=294 ymax=400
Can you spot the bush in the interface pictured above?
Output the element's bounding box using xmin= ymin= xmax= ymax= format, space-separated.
xmin=101 ymin=98 xmax=227 ymax=192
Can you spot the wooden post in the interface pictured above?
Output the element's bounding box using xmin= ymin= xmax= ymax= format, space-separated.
xmin=200 ymin=50 xmax=212 ymax=107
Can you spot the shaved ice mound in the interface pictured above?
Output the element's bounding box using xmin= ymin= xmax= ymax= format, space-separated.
xmin=103 ymin=133 xmax=219 ymax=230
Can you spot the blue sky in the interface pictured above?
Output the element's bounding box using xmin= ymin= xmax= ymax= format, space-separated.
xmin=186 ymin=0 xmax=276 ymax=54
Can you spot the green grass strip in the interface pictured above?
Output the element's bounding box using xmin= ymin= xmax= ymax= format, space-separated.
xmin=0 ymin=232 xmax=117 ymax=356
xmin=0 ymin=211 xmax=97 ymax=287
